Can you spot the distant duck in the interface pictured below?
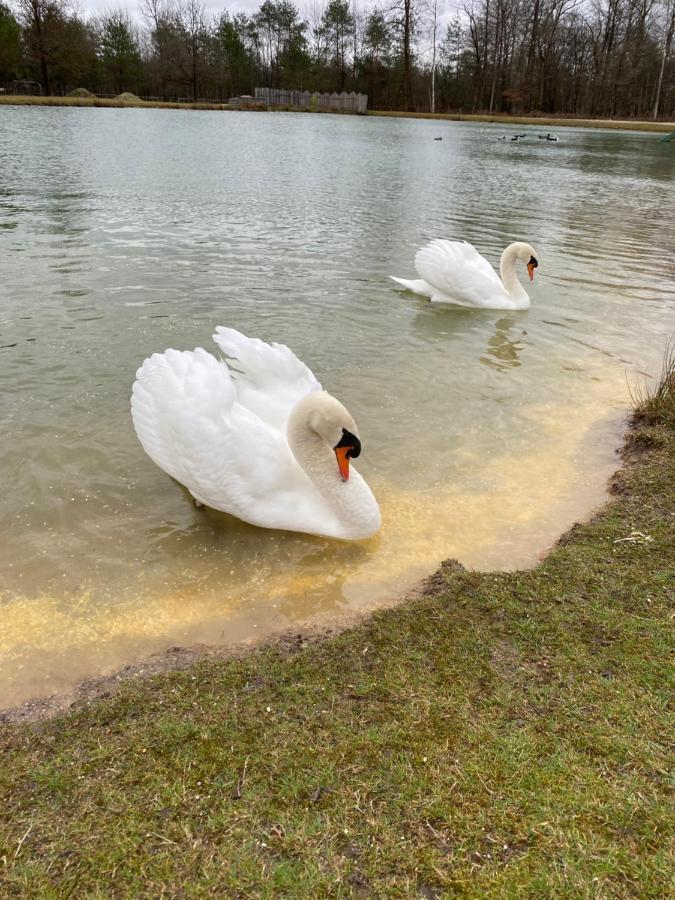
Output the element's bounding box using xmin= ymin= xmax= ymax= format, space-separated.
xmin=510 ymin=135 xmax=520 ymax=141
xmin=434 ymin=136 xmax=443 ymax=141
xmin=546 ymin=133 xmax=558 ymax=141
xmin=391 ymin=240 xmax=539 ymax=310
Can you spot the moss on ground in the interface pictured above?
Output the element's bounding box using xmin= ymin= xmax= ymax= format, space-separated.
xmin=0 ymin=377 xmax=673 ymax=896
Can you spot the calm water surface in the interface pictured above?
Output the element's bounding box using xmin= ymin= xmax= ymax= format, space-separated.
xmin=1 ymin=108 xmax=673 ymax=707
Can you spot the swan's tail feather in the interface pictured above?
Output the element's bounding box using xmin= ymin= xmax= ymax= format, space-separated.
xmin=212 ymin=327 xmax=320 ymax=392
xmin=211 ymin=326 xmax=321 ymax=431
xmin=389 ymin=276 xmax=434 ymax=298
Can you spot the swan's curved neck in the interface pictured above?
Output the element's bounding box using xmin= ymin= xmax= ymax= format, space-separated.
xmin=287 ymin=423 xmax=339 ymax=493
xmin=287 ymin=407 xmax=379 ymax=539
xmin=499 ymin=243 xmax=528 ymax=299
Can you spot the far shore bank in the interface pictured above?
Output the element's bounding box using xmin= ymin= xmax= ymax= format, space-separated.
xmin=1 ymin=94 xmax=673 ymax=132
xmin=368 ymin=108 xmax=675 ymax=133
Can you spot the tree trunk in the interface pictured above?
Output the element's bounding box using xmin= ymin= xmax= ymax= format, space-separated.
xmin=653 ymin=1 xmax=674 ymax=118
xmin=32 ymin=4 xmax=51 ymax=95
xmin=430 ymin=0 xmax=437 ymax=112
xmin=402 ymin=0 xmax=413 ymax=109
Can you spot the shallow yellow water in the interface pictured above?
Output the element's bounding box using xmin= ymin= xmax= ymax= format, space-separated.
xmin=1 ymin=109 xmax=673 ymax=707
xmin=0 ymin=378 xmax=626 ymax=706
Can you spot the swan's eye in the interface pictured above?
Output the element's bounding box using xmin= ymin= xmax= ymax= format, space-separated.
xmin=335 ymin=428 xmax=361 ymax=458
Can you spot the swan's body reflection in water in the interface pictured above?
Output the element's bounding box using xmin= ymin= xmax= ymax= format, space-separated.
xmin=481 ymin=317 xmax=525 ymax=371
xmin=409 ymin=305 xmax=527 ymax=373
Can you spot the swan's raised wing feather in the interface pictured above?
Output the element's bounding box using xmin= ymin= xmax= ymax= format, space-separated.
xmin=414 ymin=240 xmax=506 ymax=306
xmin=131 ymin=348 xmax=236 ymax=486
xmin=131 ymin=348 xmax=313 ymax=525
xmin=212 ymin=327 xmax=321 ymax=431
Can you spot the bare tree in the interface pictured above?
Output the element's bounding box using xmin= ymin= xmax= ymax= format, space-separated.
xmin=390 ymin=0 xmax=417 ymax=107
xmin=426 ymin=0 xmax=441 ymax=111
xmin=653 ymin=0 xmax=675 ymax=116
xmin=16 ymin=0 xmax=71 ymax=93
xmin=176 ymin=0 xmax=206 ymax=99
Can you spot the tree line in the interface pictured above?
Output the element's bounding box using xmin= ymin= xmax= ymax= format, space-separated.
xmin=0 ymin=0 xmax=672 ymax=117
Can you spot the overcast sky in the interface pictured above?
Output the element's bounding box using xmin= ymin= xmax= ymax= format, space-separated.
xmin=76 ymin=0 xmax=276 ymax=18
xmin=73 ymin=0 xmax=464 ymax=31
xmin=71 ymin=0 xmax=462 ymax=62
xmin=75 ymin=0 xmax=374 ymax=20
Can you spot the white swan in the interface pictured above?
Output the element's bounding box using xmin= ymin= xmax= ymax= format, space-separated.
xmin=131 ymin=328 xmax=381 ymax=541
xmin=391 ymin=240 xmax=539 ymax=310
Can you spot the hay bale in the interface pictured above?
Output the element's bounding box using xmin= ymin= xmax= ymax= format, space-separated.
xmin=67 ymin=87 xmax=95 ymax=98
xmin=116 ymin=92 xmax=140 ymax=102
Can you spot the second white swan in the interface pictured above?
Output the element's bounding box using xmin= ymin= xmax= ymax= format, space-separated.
xmin=131 ymin=328 xmax=381 ymax=541
xmin=391 ymin=240 xmax=539 ymax=310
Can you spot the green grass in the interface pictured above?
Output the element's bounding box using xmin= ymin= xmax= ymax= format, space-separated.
xmin=629 ymin=341 xmax=675 ymax=431
xmin=1 ymin=372 xmax=673 ymax=897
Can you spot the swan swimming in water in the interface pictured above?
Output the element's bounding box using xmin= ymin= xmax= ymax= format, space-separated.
xmin=131 ymin=328 xmax=381 ymax=541
xmin=391 ymin=240 xmax=539 ymax=310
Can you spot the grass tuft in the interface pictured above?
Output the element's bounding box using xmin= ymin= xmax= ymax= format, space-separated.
xmin=629 ymin=338 xmax=675 ymax=429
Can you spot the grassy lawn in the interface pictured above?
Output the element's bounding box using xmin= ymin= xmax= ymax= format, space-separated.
xmin=0 ymin=365 xmax=673 ymax=897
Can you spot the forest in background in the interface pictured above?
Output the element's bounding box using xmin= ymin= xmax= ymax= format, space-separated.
xmin=0 ymin=0 xmax=673 ymax=118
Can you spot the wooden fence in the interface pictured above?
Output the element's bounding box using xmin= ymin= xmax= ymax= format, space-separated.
xmin=254 ymin=88 xmax=367 ymax=114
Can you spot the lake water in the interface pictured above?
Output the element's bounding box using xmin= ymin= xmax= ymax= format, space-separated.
xmin=1 ymin=108 xmax=673 ymax=708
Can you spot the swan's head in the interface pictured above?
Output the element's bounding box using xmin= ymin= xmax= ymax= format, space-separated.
xmin=291 ymin=391 xmax=362 ymax=482
xmin=515 ymin=242 xmax=539 ymax=282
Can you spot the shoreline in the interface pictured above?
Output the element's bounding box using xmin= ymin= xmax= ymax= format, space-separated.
xmin=0 ymin=410 xmax=627 ymax=724
xmin=367 ymin=109 xmax=675 ymax=132
xmin=1 ymin=95 xmax=673 ymax=132
xmin=0 ymin=401 xmax=646 ymax=725
xmin=1 ymin=369 xmax=672 ymax=894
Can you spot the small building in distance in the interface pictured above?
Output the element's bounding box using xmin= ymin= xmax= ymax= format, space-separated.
xmin=8 ymin=80 xmax=43 ymax=96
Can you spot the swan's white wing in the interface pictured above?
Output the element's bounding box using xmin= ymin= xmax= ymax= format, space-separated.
xmin=131 ymin=347 xmax=333 ymax=532
xmin=131 ymin=348 xmax=236 ymax=487
xmin=414 ymin=240 xmax=507 ymax=306
xmin=212 ymin=327 xmax=321 ymax=432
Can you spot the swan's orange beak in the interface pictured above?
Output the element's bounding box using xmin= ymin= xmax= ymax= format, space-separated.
xmin=335 ymin=446 xmax=351 ymax=482
xmin=334 ymin=428 xmax=361 ymax=483
xmin=527 ymin=256 xmax=538 ymax=282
